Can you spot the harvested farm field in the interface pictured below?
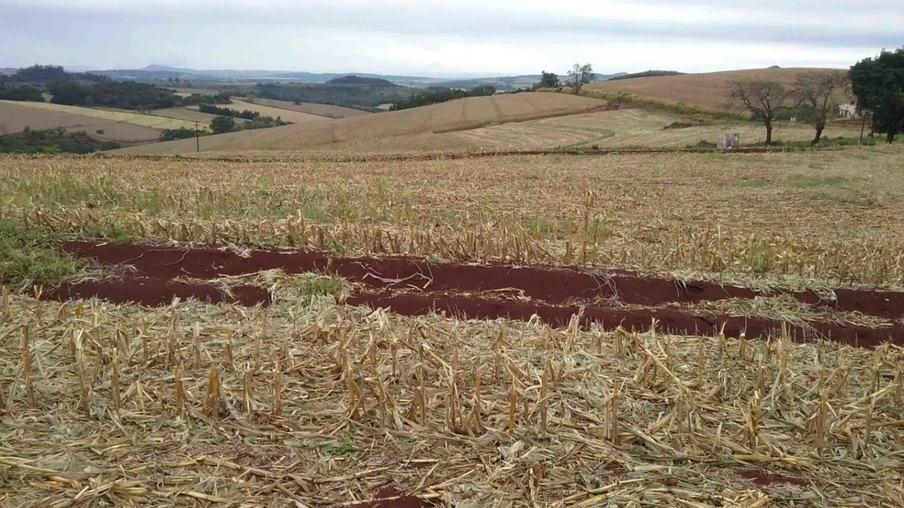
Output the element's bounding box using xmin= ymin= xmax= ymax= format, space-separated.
xmin=114 ymin=93 xmax=609 ymax=154
xmin=4 ymin=145 xmax=904 ymax=507
xmin=2 ymin=100 xmax=203 ymax=131
xmin=0 ymin=100 xmax=163 ymax=142
xmin=585 ymin=67 xmax=850 ymax=113
xmin=243 ymin=97 xmax=372 ymax=118
xmin=225 ymin=99 xmax=334 ymax=124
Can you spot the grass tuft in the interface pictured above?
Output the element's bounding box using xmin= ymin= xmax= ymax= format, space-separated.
xmin=0 ymin=220 xmax=80 ymax=286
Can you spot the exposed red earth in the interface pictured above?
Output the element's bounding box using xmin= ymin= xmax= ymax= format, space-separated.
xmin=48 ymin=278 xmax=270 ymax=307
xmin=343 ymin=487 xmax=431 ymax=508
xmin=54 ymin=241 xmax=904 ymax=348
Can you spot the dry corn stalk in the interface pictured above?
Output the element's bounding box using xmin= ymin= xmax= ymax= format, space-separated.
xmin=111 ymin=347 xmax=121 ymax=410
xmin=174 ymin=366 xmax=184 ymax=416
xmin=206 ymin=364 xmax=220 ymax=420
xmin=22 ymin=325 xmax=36 ymax=408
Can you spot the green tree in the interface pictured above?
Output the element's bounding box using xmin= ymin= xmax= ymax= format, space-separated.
xmin=567 ymin=64 xmax=595 ymax=94
xmin=849 ymin=47 xmax=904 ymax=143
xmin=539 ymin=71 xmax=560 ymax=88
xmin=210 ymin=116 xmax=236 ymax=134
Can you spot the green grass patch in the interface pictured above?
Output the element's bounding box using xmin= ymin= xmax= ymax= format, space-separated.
xmin=524 ymin=219 xmax=554 ymax=234
xmin=787 ymin=175 xmax=846 ymax=188
xmin=747 ymin=136 xmax=879 ymax=149
xmin=297 ymin=275 xmax=344 ymax=298
xmin=737 ymin=179 xmax=768 ymax=188
xmin=323 ymin=435 xmax=356 ymax=457
xmin=0 ymin=220 xmax=80 ymax=286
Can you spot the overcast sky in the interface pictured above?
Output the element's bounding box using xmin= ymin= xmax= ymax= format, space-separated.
xmin=1 ymin=0 xmax=901 ymax=77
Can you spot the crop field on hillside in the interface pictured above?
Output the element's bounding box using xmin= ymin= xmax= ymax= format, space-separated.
xmin=116 ymin=93 xmax=609 ymax=154
xmin=2 ymin=146 xmax=904 ymax=506
xmin=150 ymin=107 xmax=225 ymax=124
xmin=5 ymin=100 xmax=203 ymax=131
xmin=452 ymin=108 xmax=863 ymax=150
xmin=226 ymin=99 xmax=333 ymax=124
xmin=586 ymin=68 xmax=850 ymax=112
xmin=244 ymin=97 xmax=372 ymax=118
xmin=0 ymin=100 xmax=163 ymax=142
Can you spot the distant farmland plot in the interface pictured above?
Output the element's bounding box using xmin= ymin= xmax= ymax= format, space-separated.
xmin=117 ymin=92 xmax=608 ymax=154
xmin=451 ymin=108 xmax=863 ymax=150
xmin=150 ymin=107 xmax=228 ymax=124
xmin=0 ymin=100 xmax=162 ymax=142
xmin=226 ymin=99 xmax=332 ymax=124
xmin=586 ymin=67 xmax=849 ymax=112
xmin=244 ymin=98 xmax=371 ymax=118
xmin=5 ymin=101 xmax=203 ymax=131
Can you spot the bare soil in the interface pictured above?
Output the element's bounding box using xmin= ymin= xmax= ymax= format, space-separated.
xmin=57 ymin=241 xmax=904 ymax=348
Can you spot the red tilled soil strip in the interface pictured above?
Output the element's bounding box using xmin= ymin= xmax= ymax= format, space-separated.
xmin=735 ymin=469 xmax=810 ymax=487
xmin=343 ymin=487 xmax=430 ymax=508
xmin=46 ymin=277 xmax=270 ymax=307
xmin=347 ymin=291 xmax=902 ymax=348
xmin=64 ymin=242 xmax=904 ymax=319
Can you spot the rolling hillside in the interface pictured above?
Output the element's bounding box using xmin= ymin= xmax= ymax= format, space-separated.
xmin=243 ymin=98 xmax=371 ymax=119
xmin=116 ymin=93 xmax=608 ymax=154
xmin=0 ymin=101 xmax=162 ymax=142
xmin=225 ymin=99 xmax=331 ymax=124
xmin=586 ymin=68 xmax=850 ymax=112
xmin=3 ymin=101 xmax=203 ymax=132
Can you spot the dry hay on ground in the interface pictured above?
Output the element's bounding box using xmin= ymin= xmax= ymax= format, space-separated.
xmin=113 ymin=93 xmax=608 ymax=154
xmin=3 ymin=100 xmax=202 ymax=132
xmin=587 ymin=67 xmax=849 ymax=112
xmin=0 ymin=101 xmax=162 ymax=143
xmin=244 ymin=97 xmax=372 ymax=118
xmin=2 ymin=280 xmax=904 ymax=506
xmin=3 ymin=145 xmax=904 ymax=289
xmin=226 ymin=99 xmax=333 ymax=124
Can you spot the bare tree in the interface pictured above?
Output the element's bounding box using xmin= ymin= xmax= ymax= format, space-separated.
xmin=567 ymin=63 xmax=595 ymax=94
xmin=727 ymin=80 xmax=799 ymax=145
xmin=795 ymin=71 xmax=850 ymax=144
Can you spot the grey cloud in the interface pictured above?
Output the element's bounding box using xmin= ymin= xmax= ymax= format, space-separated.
xmin=0 ymin=0 xmax=900 ymax=72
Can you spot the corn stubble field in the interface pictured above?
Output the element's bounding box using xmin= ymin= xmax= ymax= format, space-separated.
xmin=2 ymin=144 xmax=904 ymax=507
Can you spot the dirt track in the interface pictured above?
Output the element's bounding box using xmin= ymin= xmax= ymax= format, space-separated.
xmin=55 ymin=241 xmax=904 ymax=348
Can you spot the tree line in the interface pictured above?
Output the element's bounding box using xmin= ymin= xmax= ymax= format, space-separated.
xmin=389 ymin=85 xmax=496 ymax=111
xmin=727 ymin=47 xmax=904 ymax=144
xmin=0 ymin=127 xmax=121 ymax=154
xmin=0 ymin=65 xmax=109 ymax=84
xmin=534 ymin=64 xmax=596 ymax=93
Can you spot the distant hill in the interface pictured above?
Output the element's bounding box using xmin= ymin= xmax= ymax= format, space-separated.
xmin=327 ymin=75 xmax=396 ymax=87
xmin=83 ymin=66 xmax=631 ymax=88
xmin=586 ymin=67 xmax=847 ymax=112
xmin=608 ymin=70 xmax=684 ymax=81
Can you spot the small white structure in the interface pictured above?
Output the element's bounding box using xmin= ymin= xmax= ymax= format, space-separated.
xmin=718 ymin=133 xmax=740 ymax=150
xmin=839 ymin=103 xmax=860 ymax=118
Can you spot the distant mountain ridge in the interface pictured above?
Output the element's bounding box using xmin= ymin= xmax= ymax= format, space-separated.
xmin=84 ymin=65 xmax=630 ymax=90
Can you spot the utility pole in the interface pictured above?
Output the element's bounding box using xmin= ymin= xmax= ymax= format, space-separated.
xmin=195 ymin=121 xmax=200 ymax=152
